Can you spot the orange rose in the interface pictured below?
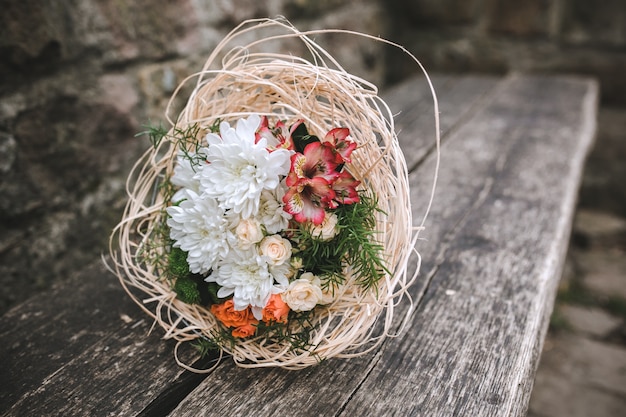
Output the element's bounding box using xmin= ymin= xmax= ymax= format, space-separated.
xmin=262 ymin=294 xmax=290 ymax=324
xmin=232 ymin=324 xmax=257 ymax=338
xmin=211 ymin=299 xmax=258 ymax=328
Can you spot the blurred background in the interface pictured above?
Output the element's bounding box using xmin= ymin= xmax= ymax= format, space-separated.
xmin=1 ymin=1 xmax=624 ymax=416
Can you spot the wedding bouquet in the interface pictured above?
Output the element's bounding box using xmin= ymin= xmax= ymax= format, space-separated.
xmin=110 ymin=18 xmax=437 ymax=370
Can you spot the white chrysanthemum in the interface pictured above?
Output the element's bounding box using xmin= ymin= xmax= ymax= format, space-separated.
xmin=258 ymin=186 xmax=291 ymax=234
xmin=198 ymin=115 xmax=291 ymax=219
xmin=269 ymin=262 xmax=291 ymax=287
xmin=170 ymin=152 xmax=203 ymax=203
xmin=207 ymin=248 xmax=283 ymax=319
xmin=166 ymin=190 xmax=234 ymax=274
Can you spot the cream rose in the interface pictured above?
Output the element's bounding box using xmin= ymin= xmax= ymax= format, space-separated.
xmin=282 ymin=276 xmax=323 ymax=312
xmin=299 ymin=272 xmax=320 ymax=286
xmin=235 ymin=218 xmax=263 ymax=249
xmin=300 ymin=272 xmax=334 ymax=304
xmin=259 ymin=235 xmax=292 ymax=266
xmin=309 ymin=212 xmax=339 ymax=241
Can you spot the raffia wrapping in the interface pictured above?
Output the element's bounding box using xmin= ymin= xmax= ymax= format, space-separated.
xmin=109 ymin=18 xmax=439 ymax=371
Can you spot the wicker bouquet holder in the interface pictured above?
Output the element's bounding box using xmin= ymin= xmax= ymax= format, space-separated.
xmin=109 ymin=18 xmax=439 ymax=371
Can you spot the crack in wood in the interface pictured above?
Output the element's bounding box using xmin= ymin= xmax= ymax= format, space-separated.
xmin=335 ymin=348 xmax=384 ymax=417
xmin=138 ymin=353 xmax=220 ymax=417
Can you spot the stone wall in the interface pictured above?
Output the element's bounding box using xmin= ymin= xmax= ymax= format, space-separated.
xmin=386 ymin=0 xmax=626 ymax=105
xmin=1 ymin=0 xmax=623 ymax=315
xmin=0 ymin=0 xmax=387 ymax=314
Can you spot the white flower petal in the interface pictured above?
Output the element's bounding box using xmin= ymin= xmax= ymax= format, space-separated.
xmin=206 ymin=248 xmax=283 ymax=312
xmin=166 ymin=190 xmax=234 ymax=274
xmin=258 ymin=186 xmax=291 ymax=234
xmin=197 ymin=117 xmax=291 ymax=218
xmin=170 ymin=152 xmax=203 ymax=201
xmin=236 ymin=114 xmax=261 ymax=141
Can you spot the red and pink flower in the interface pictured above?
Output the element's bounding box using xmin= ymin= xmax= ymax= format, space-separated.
xmin=283 ymin=127 xmax=360 ymax=225
xmin=324 ymin=127 xmax=356 ymax=163
xmin=256 ymin=116 xmax=303 ymax=151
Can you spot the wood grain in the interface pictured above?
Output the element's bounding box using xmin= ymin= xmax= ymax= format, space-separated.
xmin=340 ymin=74 xmax=598 ymax=416
xmin=0 ymin=74 xmax=597 ymax=417
xmin=385 ymin=74 xmax=500 ymax=170
xmin=167 ymin=74 xmax=597 ymax=417
xmin=0 ymin=261 xmax=206 ymax=416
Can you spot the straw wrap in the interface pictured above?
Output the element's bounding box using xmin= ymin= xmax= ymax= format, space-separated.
xmin=109 ymin=18 xmax=438 ymax=370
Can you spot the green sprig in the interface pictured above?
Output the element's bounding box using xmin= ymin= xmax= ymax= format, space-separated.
xmin=255 ymin=310 xmax=320 ymax=354
xmin=191 ymin=337 xmax=220 ymax=357
xmin=168 ymin=247 xmax=190 ymax=278
xmin=137 ymin=121 xmax=216 ymax=174
xmin=136 ymin=122 xmax=169 ymax=148
xmin=296 ymin=192 xmax=389 ymax=291
xmin=335 ymin=192 xmax=390 ymax=290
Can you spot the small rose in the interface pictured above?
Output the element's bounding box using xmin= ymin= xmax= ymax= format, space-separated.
xmin=235 ymin=218 xmax=264 ymax=249
xmin=262 ymin=293 xmax=290 ymax=323
xmin=259 ymin=235 xmax=292 ymax=266
xmin=282 ymin=275 xmax=323 ymax=312
xmin=211 ymin=299 xmax=259 ymax=328
xmin=232 ymin=323 xmax=257 ymax=338
xmin=309 ymin=212 xmax=339 ymax=241
xmin=300 ymin=272 xmax=335 ymax=305
xmin=299 ymin=271 xmax=320 ymax=285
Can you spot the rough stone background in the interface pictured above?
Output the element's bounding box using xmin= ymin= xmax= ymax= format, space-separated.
xmin=1 ymin=2 xmax=625 ymax=416
xmin=386 ymin=0 xmax=626 ymax=106
xmin=0 ymin=0 xmax=388 ymax=315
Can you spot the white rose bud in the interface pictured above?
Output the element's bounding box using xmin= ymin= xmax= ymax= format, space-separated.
xmin=236 ymin=218 xmax=263 ymax=249
xmin=309 ymin=212 xmax=339 ymax=241
xmin=300 ymin=271 xmax=321 ymax=286
xmin=282 ymin=276 xmax=323 ymax=312
xmin=300 ymin=272 xmax=334 ymax=304
xmin=290 ymin=256 xmax=303 ymax=270
xmin=259 ymin=235 xmax=292 ymax=266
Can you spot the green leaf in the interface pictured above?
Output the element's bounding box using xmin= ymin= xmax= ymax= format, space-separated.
xmin=292 ymin=122 xmax=319 ymax=153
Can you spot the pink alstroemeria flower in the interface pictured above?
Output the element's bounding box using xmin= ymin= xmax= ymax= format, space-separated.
xmin=283 ymin=141 xmax=340 ymax=224
xmin=283 ymin=124 xmax=361 ymax=225
xmin=324 ymin=127 xmax=356 ymax=163
xmin=283 ymin=177 xmax=335 ymax=225
xmin=331 ymin=170 xmax=361 ymax=206
xmin=256 ymin=116 xmax=303 ymax=151
xmin=287 ymin=141 xmax=340 ymax=182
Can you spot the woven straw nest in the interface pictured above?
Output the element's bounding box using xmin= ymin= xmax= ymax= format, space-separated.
xmin=109 ymin=18 xmax=439 ymax=370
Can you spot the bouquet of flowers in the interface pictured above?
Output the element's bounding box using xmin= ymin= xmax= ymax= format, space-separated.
xmin=110 ymin=18 xmax=437 ymax=370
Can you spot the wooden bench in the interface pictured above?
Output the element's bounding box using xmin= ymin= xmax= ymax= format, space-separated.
xmin=0 ymin=73 xmax=598 ymax=417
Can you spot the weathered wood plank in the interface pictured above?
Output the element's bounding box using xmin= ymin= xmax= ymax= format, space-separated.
xmin=0 ymin=261 xmax=135 ymax=410
xmin=386 ymin=74 xmax=499 ymax=170
xmin=339 ymin=74 xmax=598 ymax=416
xmin=0 ymin=73 xmax=597 ymax=417
xmin=167 ymin=74 xmax=597 ymax=417
xmin=0 ymin=261 xmax=208 ymax=416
